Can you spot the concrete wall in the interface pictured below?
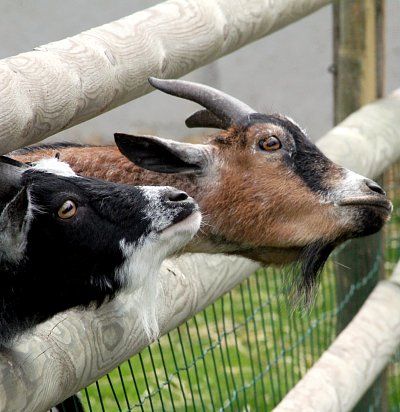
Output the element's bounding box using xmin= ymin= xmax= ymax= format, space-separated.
xmin=0 ymin=1 xmax=398 ymax=144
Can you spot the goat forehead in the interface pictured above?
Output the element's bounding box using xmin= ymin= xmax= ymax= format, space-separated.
xmin=211 ymin=113 xmax=309 ymax=148
xmin=22 ymin=172 xmax=151 ymax=220
xmin=245 ymin=113 xmax=306 ymax=134
xmin=24 ymin=170 xmax=143 ymax=197
xmin=30 ymin=157 xmax=77 ymax=177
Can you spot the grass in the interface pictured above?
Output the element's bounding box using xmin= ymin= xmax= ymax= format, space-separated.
xmin=59 ymin=162 xmax=400 ymax=412
xmin=78 ymin=257 xmax=376 ymax=412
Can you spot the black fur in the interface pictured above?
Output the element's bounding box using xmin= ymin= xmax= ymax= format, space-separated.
xmin=0 ymin=171 xmax=157 ymax=345
xmin=290 ymin=241 xmax=335 ymax=306
xmin=0 ymin=164 xmax=199 ymax=412
xmin=115 ymin=133 xmax=202 ymax=174
xmin=2 ymin=166 xmax=195 ymax=350
xmin=245 ymin=113 xmax=335 ymax=195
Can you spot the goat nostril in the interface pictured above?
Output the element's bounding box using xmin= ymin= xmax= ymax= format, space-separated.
xmin=166 ymin=189 xmax=189 ymax=202
xmin=365 ymin=179 xmax=386 ymax=196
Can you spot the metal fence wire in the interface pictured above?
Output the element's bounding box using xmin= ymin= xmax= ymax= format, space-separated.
xmin=57 ymin=161 xmax=400 ymax=412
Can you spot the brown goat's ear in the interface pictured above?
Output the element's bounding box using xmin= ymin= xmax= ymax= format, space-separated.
xmin=114 ymin=133 xmax=213 ymax=174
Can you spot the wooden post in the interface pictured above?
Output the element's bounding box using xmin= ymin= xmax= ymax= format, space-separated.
xmin=333 ymin=0 xmax=384 ymax=124
xmin=333 ymin=0 xmax=385 ymax=329
xmin=333 ymin=1 xmax=386 ymax=410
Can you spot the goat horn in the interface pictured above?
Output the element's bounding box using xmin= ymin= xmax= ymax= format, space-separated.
xmin=185 ymin=109 xmax=229 ymax=130
xmin=148 ymin=77 xmax=256 ymax=128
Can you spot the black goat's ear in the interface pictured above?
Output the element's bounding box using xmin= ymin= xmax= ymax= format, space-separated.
xmin=114 ymin=133 xmax=214 ymax=174
xmin=0 ymin=188 xmax=30 ymax=265
xmin=0 ymin=159 xmax=24 ymax=214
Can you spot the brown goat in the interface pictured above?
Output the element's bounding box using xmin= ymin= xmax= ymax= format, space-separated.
xmin=11 ymin=78 xmax=392 ymax=297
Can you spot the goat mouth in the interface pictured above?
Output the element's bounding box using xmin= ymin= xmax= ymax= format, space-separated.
xmin=337 ymin=197 xmax=393 ymax=213
xmin=158 ymin=210 xmax=202 ymax=235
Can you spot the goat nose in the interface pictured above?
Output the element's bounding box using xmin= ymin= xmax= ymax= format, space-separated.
xmin=164 ymin=189 xmax=189 ymax=202
xmin=365 ymin=179 xmax=386 ymax=196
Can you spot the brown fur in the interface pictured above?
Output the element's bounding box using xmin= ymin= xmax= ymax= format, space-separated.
xmin=11 ymin=122 xmax=390 ymax=268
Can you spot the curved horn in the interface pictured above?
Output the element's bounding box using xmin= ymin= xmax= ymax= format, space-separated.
xmin=185 ymin=109 xmax=229 ymax=130
xmin=148 ymin=77 xmax=256 ymax=129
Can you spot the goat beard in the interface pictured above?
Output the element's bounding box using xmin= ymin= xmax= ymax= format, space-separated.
xmin=289 ymin=240 xmax=335 ymax=307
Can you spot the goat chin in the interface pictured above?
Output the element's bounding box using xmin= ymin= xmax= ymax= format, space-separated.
xmin=116 ymin=239 xmax=164 ymax=341
xmin=116 ymin=212 xmax=201 ymax=342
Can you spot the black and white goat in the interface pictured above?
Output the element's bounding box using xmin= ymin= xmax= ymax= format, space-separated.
xmin=0 ymin=156 xmax=201 ymax=346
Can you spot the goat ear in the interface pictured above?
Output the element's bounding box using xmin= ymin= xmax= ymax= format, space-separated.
xmin=114 ymin=133 xmax=214 ymax=174
xmin=0 ymin=159 xmax=24 ymax=200
xmin=0 ymin=188 xmax=30 ymax=264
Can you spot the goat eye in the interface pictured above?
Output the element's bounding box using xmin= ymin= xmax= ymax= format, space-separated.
xmin=259 ymin=136 xmax=281 ymax=151
xmin=57 ymin=200 xmax=77 ymax=219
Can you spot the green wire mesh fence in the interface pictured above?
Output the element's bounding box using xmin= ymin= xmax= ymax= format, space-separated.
xmin=57 ymin=160 xmax=400 ymax=412
xmin=384 ymin=161 xmax=400 ymax=412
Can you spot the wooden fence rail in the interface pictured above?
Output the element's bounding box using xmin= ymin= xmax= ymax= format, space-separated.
xmin=273 ymin=261 xmax=400 ymax=412
xmin=0 ymin=1 xmax=400 ymax=411
xmin=0 ymin=88 xmax=399 ymax=411
xmin=0 ymin=0 xmax=330 ymax=155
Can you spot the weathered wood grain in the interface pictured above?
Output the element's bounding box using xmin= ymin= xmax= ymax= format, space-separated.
xmin=0 ymin=0 xmax=331 ymax=155
xmin=0 ymin=254 xmax=259 ymax=411
xmin=1 ymin=1 xmax=400 ymax=410
xmin=272 ymin=261 xmax=400 ymax=412
xmin=1 ymin=88 xmax=400 ymax=412
xmin=333 ymin=0 xmax=382 ymax=125
xmin=317 ymin=88 xmax=400 ymax=178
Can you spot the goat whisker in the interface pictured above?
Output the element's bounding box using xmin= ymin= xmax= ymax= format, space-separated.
xmin=332 ymin=260 xmax=351 ymax=270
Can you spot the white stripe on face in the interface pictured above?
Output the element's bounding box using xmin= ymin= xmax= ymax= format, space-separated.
xmin=320 ymin=168 xmax=369 ymax=205
xmin=31 ymin=158 xmax=77 ymax=177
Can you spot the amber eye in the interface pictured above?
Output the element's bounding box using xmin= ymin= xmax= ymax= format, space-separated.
xmin=57 ymin=200 xmax=77 ymax=219
xmin=259 ymin=136 xmax=281 ymax=151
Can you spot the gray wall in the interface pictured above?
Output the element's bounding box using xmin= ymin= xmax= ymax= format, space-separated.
xmin=0 ymin=1 xmax=398 ymax=145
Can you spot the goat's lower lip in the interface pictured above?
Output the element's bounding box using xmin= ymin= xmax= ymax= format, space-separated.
xmin=337 ymin=197 xmax=393 ymax=213
xmin=158 ymin=209 xmax=201 ymax=234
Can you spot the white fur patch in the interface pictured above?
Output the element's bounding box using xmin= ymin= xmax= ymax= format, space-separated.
xmin=31 ymin=158 xmax=77 ymax=177
xmin=116 ymin=237 xmax=165 ymax=340
xmin=140 ymin=186 xmax=178 ymax=232
xmin=343 ymin=169 xmax=367 ymax=185
xmin=330 ymin=169 xmax=368 ymax=204
xmin=115 ymin=211 xmax=201 ymax=341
